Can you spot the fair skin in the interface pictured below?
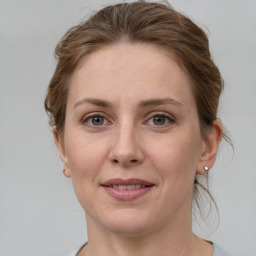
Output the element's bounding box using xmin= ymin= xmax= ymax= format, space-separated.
xmin=55 ymin=43 xmax=222 ymax=256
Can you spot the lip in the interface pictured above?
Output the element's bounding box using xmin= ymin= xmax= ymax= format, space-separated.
xmin=101 ymin=178 xmax=154 ymax=186
xmin=101 ymin=178 xmax=155 ymax=201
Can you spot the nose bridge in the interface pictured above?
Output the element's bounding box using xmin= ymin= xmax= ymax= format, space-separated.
xmin=109 ymin=117 xmax=143 ymax=167
xmin=117 ymin=121 xmax=135 ymax=150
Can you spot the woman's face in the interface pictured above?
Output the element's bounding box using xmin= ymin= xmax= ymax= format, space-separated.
xmin=57 ymin=43 xmax=213 ymax=235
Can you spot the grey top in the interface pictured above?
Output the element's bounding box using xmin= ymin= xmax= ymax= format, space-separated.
xmin=62 ymin=243 xmax=232 ymax=256
xmin=213 ymin=243 xmax=232 ymax=256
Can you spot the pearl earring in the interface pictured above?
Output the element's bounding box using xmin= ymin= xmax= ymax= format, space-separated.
xmin=204 ymin=166 xmax=209 ymax=171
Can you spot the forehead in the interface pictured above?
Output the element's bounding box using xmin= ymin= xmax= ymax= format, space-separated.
xmin=68 ymin=43 xmax=195 ymax=108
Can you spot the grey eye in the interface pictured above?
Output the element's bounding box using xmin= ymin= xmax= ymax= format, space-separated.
xmin=153 ymin=116 xmax=167 ymax=125
xmin=91 ymin=116 xmax=105 ymax=126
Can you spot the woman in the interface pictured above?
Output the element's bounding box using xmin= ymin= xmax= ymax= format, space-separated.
xmin=45 ymin=1 xmax=232 ymax=255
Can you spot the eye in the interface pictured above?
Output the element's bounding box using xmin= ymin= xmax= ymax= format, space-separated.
xmin=147 ymin=114 xmax=174 ymax=126
xmin=82 ymin=114 xmax=109 ymax=127
xmin=152 ymin=116 xmax=167 ymax=125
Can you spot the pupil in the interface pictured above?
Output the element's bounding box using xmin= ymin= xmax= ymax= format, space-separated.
xmin=92 ymin=116 xmax=103 ymax=125
xmin=153 ymin=116 xmax=165 ymax=125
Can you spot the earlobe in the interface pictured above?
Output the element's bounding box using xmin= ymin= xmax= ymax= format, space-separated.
xmin=63 ymin=168 xmax=71 ymax=178
xmin=53 ymin=128 xmax=72 ymax=178
xmin=196 ymin=119 xmax=223 ymax=175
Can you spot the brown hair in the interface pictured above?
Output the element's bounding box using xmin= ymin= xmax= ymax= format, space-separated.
xmin=45 ymin=0 xmax=227 ymax=219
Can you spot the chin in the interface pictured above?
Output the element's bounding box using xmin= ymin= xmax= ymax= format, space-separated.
xmin=98 ymin=208 xmax=156 ymax=235
xmin=106 ymin=222 xmax=151 ymax=236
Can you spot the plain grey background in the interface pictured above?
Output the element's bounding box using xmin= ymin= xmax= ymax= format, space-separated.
xmin=1 ymin=0 xmax=256 ymax=255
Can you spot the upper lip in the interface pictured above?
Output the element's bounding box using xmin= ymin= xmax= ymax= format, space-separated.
xmin=101 ymin=178 xmax=154 ymax=187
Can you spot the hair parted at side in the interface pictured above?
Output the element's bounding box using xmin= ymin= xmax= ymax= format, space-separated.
xmin=44 ymin=0 xmax=227 ymax=221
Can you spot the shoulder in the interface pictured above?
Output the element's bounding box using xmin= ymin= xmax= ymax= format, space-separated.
xmin=61 ymin=248 xmax=80 ymax=256
xmin=213 ymin=243 xmax=232 ymax=256
xmin=62 ymin=243 xmax=232 ymax=256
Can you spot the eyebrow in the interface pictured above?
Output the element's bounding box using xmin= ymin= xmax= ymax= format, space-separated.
xmin=73 ymin=98 xmax=111 ymax=109
xmin=73 ymin=97 xmax=183 ymax=109
xmin=138 ymin=98 xmax=183 ymax=108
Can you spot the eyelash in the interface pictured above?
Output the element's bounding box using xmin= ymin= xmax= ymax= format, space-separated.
xmin=81 ymin=112 xmax=175 ymax=128
xmin=81 ymin=113 xmax=110 ymax=127
xmin=145 ymin=113 xmax=175 ymax=127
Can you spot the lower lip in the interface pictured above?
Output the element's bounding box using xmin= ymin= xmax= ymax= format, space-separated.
xmin=102 ymin=186 xmax=154 ymax=200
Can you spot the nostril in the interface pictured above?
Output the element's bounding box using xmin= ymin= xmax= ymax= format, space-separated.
xmin=131 ymin=159 xmax=137 ymax=163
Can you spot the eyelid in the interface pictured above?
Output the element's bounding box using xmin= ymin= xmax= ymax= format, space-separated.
xmin=81 ymin=112 xmax=111 ymax=126
xmin=145 ymin=111 xmax=175 ymax=120
xmin=144 ymin=111 xmax=175 ymax=126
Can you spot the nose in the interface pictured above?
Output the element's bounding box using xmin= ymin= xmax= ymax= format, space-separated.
xmin=109 ymin=123 xmax=144 ymax=168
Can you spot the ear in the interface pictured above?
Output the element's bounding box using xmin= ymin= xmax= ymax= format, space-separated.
xmin=53 ymin=128 xmax=72 ymax=178
xmin=196 ymin=119 xmax=223 ymax=175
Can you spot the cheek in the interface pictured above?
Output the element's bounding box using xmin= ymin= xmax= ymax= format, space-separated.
xmin=148 ymin=131 xmax=202 ymax=183
xmin=65 ymin=131 xmax=109 ymax=179
xmin=64 ymin=133 xmax=110 ymax=209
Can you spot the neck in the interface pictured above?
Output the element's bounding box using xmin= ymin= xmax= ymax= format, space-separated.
xmin=82 ymin=214 xmax=211 ymax=256
xmin=87 ymin=230 xmax=196 ymax=256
